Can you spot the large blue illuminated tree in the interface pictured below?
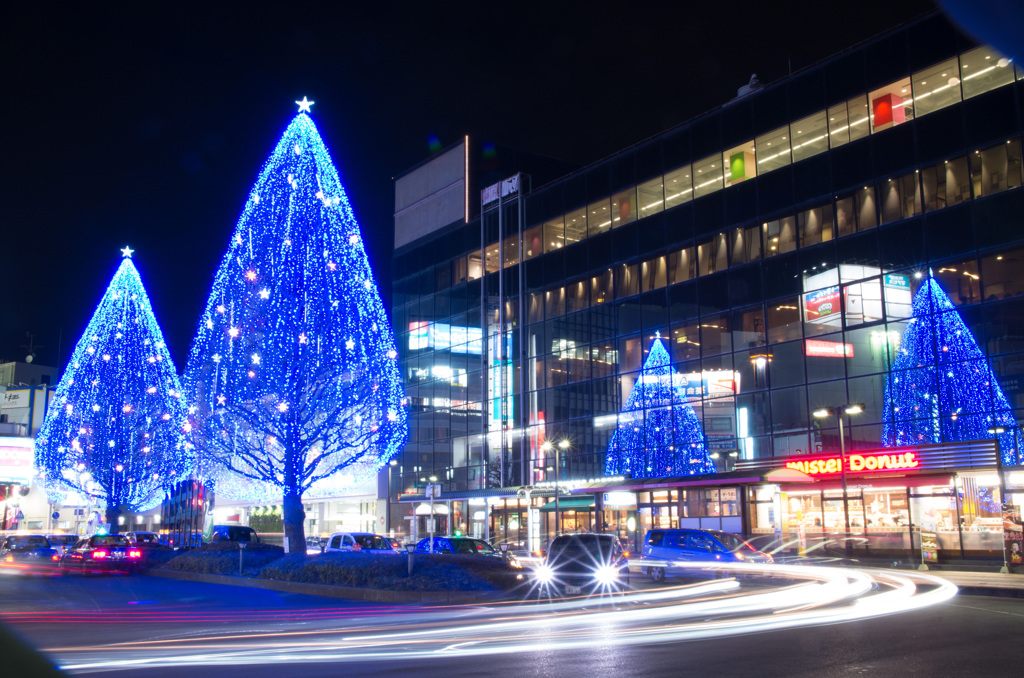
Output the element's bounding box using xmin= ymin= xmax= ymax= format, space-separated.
xmin=35 ymin=251 xmax=194 ymax=532
xmin=605 ymin=336 xmax=715 ymax=478
xmin=184 ymin=103 xmax=407 ymax=554
xmin=883 ymin=277 xmax=1020 ymax=464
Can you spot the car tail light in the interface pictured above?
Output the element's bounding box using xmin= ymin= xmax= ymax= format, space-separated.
xmin=93 ymin=550 xmax=108 ymax=559
xmin=4 ymin=556 xmax=12 ymax=563
xmin=52 ymin=555 xmax=59 ymax=561
xmin=622 ymin=551 xmax=630 ymax=558
xmin=128 ymin=549 xmax=141 ymax=559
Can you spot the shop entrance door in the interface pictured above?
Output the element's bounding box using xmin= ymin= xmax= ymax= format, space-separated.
xmin=910 ymin=488 xmax=962 ymax=563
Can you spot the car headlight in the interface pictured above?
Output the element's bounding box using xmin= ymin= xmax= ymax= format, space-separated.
xmin=535 ymin=564 xmax=555 ymax=584
xmin=734 ymin=552 xmax=746 ymax=561
xmin=765 ymin=553 xmax=774 ymax=563
xmin=594 ymin=565 xmax=619 ymax=586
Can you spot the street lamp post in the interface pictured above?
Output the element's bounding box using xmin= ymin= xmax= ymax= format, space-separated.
xmin=557 ymin=440 xmax=569 ymax=536
xmin=386 ymin=459 xmax=397 ymax=537
xmin=813 ymin=403 xmax=864 ymax=558
xmin=428 ymin=474 xmax=438 ymax=554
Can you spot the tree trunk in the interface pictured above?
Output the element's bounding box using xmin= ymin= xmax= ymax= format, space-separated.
xmin=105 ymin=504 xmax=122 ymax=534
xmin=282 ymin=486 xmax=306 ymax=555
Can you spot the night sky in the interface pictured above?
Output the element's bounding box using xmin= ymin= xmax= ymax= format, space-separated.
xmin=4 ymin=1 xmax=937 ymax=372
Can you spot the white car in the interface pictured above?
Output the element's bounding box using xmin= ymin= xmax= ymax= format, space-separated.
xmin=323 ymin=532 xmax=400 ymax=553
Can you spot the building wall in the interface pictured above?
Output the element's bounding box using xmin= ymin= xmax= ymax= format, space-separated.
xmin=391 ymin=16 xmax=1024 ymax=501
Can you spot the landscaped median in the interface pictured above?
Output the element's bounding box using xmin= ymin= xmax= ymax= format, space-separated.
xmin=139 ymin=542 xmax=526 ymax=603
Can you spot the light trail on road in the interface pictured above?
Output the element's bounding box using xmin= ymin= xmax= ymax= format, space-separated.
xmin=41 ymin=564 xmax=956 ymax=674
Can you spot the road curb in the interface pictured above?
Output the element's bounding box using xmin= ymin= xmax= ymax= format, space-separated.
xmin=955 ymin=586 xmax=1024 ymax=599
xmin=139 ymin=568 xmax=509 ymax=605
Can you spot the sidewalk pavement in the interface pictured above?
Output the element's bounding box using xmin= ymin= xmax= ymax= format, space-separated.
xmin=918 ymin=569 xmax=1024 ymax=598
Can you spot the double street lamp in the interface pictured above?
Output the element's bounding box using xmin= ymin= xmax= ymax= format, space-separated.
xmin=813 ymin=403 xmax=865 ymax=557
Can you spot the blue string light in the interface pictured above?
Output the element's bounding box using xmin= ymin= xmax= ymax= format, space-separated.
xmin=34 ymin=253 xmax=195 ymax=518
xmin=605 ymin=336 xmax=715 ymax=479
xmin=183 ymin=110 xmax=408 ymax=505
xmin=883 ymin=277 xmax=1020 ymax=464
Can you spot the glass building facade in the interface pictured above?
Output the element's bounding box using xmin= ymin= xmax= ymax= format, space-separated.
xmin=390 ymin=14 xmax=1024 ymax=560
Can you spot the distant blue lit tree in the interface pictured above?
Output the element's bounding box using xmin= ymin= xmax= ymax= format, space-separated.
xmin=35 ymin=251 xmax=194 ymax=532
xmin=184 ymin=102 xmax=407 ymax=554
xmin=883 ymin=277 xmax=1020 ymax=464
xmin=605 ymin=336 xmax=715 ymax=478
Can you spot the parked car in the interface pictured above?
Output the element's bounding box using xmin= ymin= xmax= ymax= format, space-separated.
xmin=306 ymin=536 xmax=326 ymax=555
xmin=0 ymin=535 xmax=60 ymax=573
xmin=532 ymin=533 xmax=629 ymax=596
xmin=45 ymin=534 xmax=78 ymax=556
xmin=125 ymin=531 xmax=164 ymax=547
xmin=60 ymin=534 xmax=142 ymax=575
xmin=207 ymin=525 xmax=260 ymax=544
xmin=324 ymin=532 xmax=399 ymax=553
xmin=414 ymin=536 xmax=503 ymax=558
xmin=642 ymin=528 xmax=773 ymax=581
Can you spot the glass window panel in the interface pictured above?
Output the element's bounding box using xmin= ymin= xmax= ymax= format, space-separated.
xmin=485 ymin=242 xmax=500 ymax=273
xmin=878 ymin=171 xmax=920 ymax=225
xmin=700 ymin=314 xmax=731 ymax=355
xmin=588 ymin=198 xmax=613 ymax=235
xmin=847 ymin=94 xmax=870 ymax=142
xmin=855 ymin=186 xmax=877 ymax=231
xmin=543 ymin=217 xmax=565 ymax=253
xmin=791 ymin=111 xmax=829 ymax=162
xmin=637 ymin=177 xmax=664 ymax=218
xmin=615 ymin=263 xmax=639 ymax=299
xmin=982 ymin=248 xmax=1024 ymax=301
xmin=733 ymin=306 xmax=766 ymax=349
xmin=764 ymin=216 xmax=797 ymax=256
xmin=671 ymin=321 xmax=700 ymax=361
xmin=693 ymin=154 xmax=724 ymax=198
xmin=828 ymin=101 xmax=851 ymax=148
xmin=835 ymin=197 xmax=855 ymax=237
xmin=591 ymin=269 xmax=613 ymax=305
xmin=912 ymin=58 xmax=962 ymax=116
xmin=453 ymin=256 xmax=469 ymax=285
xmin=755 ymin=126 xmax=791 ymax=173
xmin=724 ymin=141 xmax=757 ymax=187
xmin=641 ymin=255 xmax=668 ymax=292
xmin=971 ymin=140 xmax=1024 ymax=198
xmin=933 ymin=256 xmax=981 ymax=306
xmin=522 ymin=225 xmax=543 ymax=260
xmin=960 ymin=46 xmax=1015 ymax=99
xmin=767 ymin=298 xmax=802 ymax=343
xmin=697 ymin=233 xmax=728 ymax=275
xmin=669 ymin=246 xmax=696 ymax=285
xmin=797 ymin=205 xmax=834 ymax=247
xmin=566 ymin=278 xmax=589 ymax=312
xmin=502 ymin=233 xmax=519 ymax=268
xmin=611 ymin=187 xmax=637 ymax=228
xmin=664 ymin=165 xmax=693 ymax=208
xmin=527 ymin=292 xmax=544 ymax=323
xmin=730 ymin=226 xmax=759 ymax=265
xmin=869 ymin=78 xmax=914 ymax=133
xmin=564 ymin=208 xmax=587 ymax=246
xmin=843 ymin=278 xmax=883 ymax=326
xmin=545 ymin=286 xmax=565 ymax=317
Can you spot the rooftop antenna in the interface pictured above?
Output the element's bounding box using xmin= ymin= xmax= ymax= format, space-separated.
xmin=20 ymin=332 xmax=42 ymax=364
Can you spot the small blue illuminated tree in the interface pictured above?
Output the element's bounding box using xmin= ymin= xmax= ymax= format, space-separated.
xmin=883 ymin=277 xmax=1020 ymax=464
xmin=605 ymin=336 xmax=715 ymax=478
xmin=184 ymin=102 xmax=407 ymax=554
xmin=34 ymin=251 xmax=194 ymax=532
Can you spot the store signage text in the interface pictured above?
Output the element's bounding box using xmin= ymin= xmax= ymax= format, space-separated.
xmin=786 ymin=451 xmax=920 ymax=476
xmin=804 ymin=339 xmax=854 ymax=358
xmin=481 ymin=174 xmax=520 ymax=206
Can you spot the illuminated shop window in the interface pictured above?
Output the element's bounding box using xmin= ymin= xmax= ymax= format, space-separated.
xmin=664 ymin=165 xmax=693 ymax=208
xmin=791 ymin=110 xmax=829 ymax=162
xmin=723 ymin=141 xmax=757 ymax=187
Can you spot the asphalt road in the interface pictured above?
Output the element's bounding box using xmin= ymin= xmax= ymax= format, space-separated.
xmin=1 ymin=571 xmax=1020 ymax=676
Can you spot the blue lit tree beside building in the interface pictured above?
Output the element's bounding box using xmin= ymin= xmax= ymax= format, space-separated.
xmin=34 ymin=250 xmax=194 ymax=532
xmin=883 ymin=277 xmax=1020 ymax=464
xmin=605 ymin=336 xmax=715 ymax=478
xmin=184 ymin=102 xmax=407 ymax=554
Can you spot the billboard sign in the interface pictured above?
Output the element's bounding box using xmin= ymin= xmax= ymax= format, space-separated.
xmin=0 ymin=437 xmax=34 ymax=485
xmin=804 ymin=286 xmax=841 ymax=323
xmin=804 ymin=339 xmax=855 ymax=358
